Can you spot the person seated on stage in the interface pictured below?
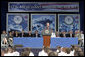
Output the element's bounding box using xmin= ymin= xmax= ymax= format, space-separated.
xmin=14 ymin=31 xmax=19 ymax=37
xmin=27 ymin=31 xmax=33 ymax=37
xmin=59 ymin=31 xmax=66 ymax=37
xmin=74 ymin=30 xmax=78 ymax=37
xmin=8 ymin=31 xmax=13 ymax=47
xmin=1 ymin=31 xmax=8 ymax=45
xmin=8 ymin=31 xmax=13 ymax=38
xmin=80 ymin=31 xmax=84 ymax=46
xmin=19 ymin=30 xmax=26 ymax=37
xmin=75 ymin=30 xmax=83 ymax=46
xmin=38 ymin=47 xmax=48 ymax=56
xmin=51 ymin=29 xmax=56 ymax=37
xmin=33 ymin=30 xmax=40 ymax=37
xmin=66 ymin=30 xmax=74 ymax=37
xmin=56 ymin=31 xmax=60 ymax=37
xmin=11 ymin=31 xmax=15 ymax=37
xmin=21 ymin=48 xmax=34 ymax=56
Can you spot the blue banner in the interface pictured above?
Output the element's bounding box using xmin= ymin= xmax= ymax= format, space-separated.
xmin=58 ymin=14 xmax=80 ymax=32
xmin=8 ymin=2 xmax=79 ymax=12
xmin=7 ymin=13 xmax=29 ymax=33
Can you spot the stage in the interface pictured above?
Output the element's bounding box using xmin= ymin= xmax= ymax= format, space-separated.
xmin=13 ymin=37 xmax=78 ymax=48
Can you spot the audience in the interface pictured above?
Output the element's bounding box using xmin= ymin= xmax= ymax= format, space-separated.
xmin=12 ymin=47 xmax=20 ymax=56
xmin=4 ymin=47 xmax=14 ymax=56
xmin=21 ymin=48 xmax=34 ymax=56
xmin=48 ymin=51 xmax=58 ymax=56
xmin=1 ymin=50 xmax=4 ymax=56
xmin=1 ymin=45 xmax=84 ymax=56
xmin=56 ymin=46 xmax=61 ymax=53
xmin=38 ymin=47 xmax=48 ymax=56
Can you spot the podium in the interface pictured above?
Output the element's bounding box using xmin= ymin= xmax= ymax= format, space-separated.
xmin=43 ymin=35 xmax=51 ymax=48
xmin=42 ymin=29 xmax=51 ymax=48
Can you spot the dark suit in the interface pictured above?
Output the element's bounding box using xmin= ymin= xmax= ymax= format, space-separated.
xmin=27 ymin=34 xmax=33 ymax=37
xmin=19 ymin=33 xmax=27 ymax=37
xmin=66 ymin=34 xmax=74 ymax=37
xmin=59 ymin=33 xmax=66 ymax=37
xmin=33 ymin=34 xmax=40 ymax=37
xmin=13 ymin=33 xmax=19 ymax=37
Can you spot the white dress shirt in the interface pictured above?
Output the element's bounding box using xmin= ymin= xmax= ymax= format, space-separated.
xmin=29 ymin=52 xmax=34 ymax=56
xmin=12 ymin=51 xmax=20 ymax=56
xmin=81 ymin=34 xmax=84 ymax=46
xmin=4 ymin=53 xmax=14 ymax=56
xmin=58 ymin=51 xmax=67 ymax=56
xmin=51 ymin=32 xmax=56 ymax=37
xmin=70 ymin=50 xmax=75 ymax=56
xmin=38 ymin=50 xmax=48 ymax=56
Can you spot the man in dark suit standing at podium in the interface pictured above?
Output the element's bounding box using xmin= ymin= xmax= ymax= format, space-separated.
xmin=42 ymin=22 xmax=52 ymax=35
xmin=45 ymin=22 xmax=50 ymax=30
xmin=42 ymin=22 xmax=52 ymax=48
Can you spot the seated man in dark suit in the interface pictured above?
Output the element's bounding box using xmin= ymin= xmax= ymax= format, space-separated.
xmin=19 ymin=30 xmax=26 ymax=37
xmin=59 ymin=31 xmax=66 ymax=37
xmin=14 ymin=31 xmax=19 ymax=37
xmin=33 ymin=30 xmax=40 ymax=37
xmin=66 ymin=30 xmax=74 ymax=37
xmin=27 ymin=31 xmax=33 ymax=37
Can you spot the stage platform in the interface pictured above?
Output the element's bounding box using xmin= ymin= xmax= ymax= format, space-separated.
xmin=13 ymin=37 xmax=78 ymax=48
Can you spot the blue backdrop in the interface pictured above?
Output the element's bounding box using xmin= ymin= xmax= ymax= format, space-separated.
xmin=31 ymin=14 xmax=56 ymax=34
xmin=58 ymin=14 xmax=80 ymax=32
xmin=7 ymin=13 xmax=29 ymax=33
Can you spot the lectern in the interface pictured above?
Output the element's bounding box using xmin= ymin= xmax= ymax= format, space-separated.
xmin=42 ymin=29 xmax=51 ymax=48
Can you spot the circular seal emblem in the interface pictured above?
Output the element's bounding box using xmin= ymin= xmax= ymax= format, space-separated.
xmin=64 ymin=16 xmax=73 ymax=25
xmin=14 ymin=16 xmax=22 ymax=24
xmin=45 ymin=30 xmax=49 ymax=34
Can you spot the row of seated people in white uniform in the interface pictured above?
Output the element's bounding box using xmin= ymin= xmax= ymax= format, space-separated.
xmin=1 ymin=45 xmax=84 ymax=56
